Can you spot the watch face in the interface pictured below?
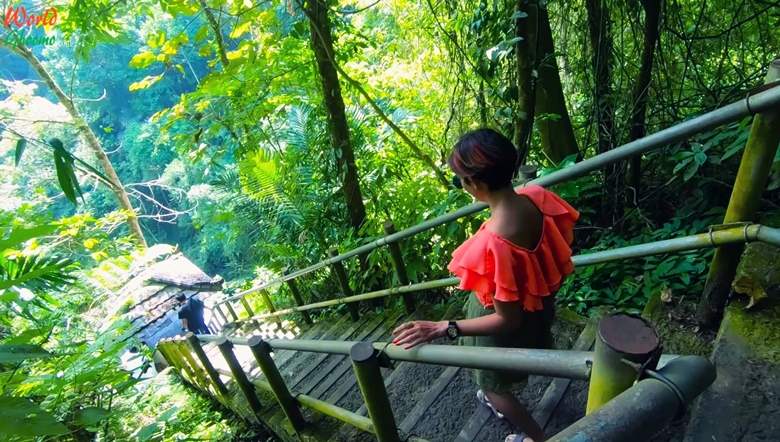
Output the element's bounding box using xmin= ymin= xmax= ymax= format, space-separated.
xmin=447 ymin=325 xmax=458 ymax=339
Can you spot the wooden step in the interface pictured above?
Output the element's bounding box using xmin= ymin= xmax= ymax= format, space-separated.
xmin=288 ymin=312 xmax=395 ymax=392
xmin=307 ymin=310 xmax=408 ymax=398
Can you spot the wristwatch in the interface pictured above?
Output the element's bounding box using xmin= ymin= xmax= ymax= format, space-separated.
xmin=446 ymin=321 xmax=460 ymax=340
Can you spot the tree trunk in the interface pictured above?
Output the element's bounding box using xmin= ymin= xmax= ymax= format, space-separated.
xmin=513 ymin=0 xmax=538 ymax=163
xmin=535 ymin=4 xmax=580 ymax=163
xmin=197 ymin=0 xmax=229 ymax=67
xmin=586 ymin=0 xmax=621 ymax=226
xmin=2 ymin=43 xmax=147 ymax=246
xmin=627 ymin=0 xmax=662 ymax=193
xmin=305 ymin=0 xmax=367 ymax=232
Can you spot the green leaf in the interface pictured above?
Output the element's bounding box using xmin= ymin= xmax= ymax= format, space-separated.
xmin=194 ymin=25 xmax=209 ymax=42
xmin=135 ymin=422 xmax=160 ymax=441
xmin=0 ymin=344 xmax=51 ymax=363
xmin=52 ymin=142 xmax=81 ymax=205
xmin=684 ymin=161 xmax=699 ymax=181
xmin=76 ymin=407 xmax=110 ymax=427
xmin=129 ymin=74 xmax=164 ymax=92
xmin=0 ymin=397 xmax=68 ymax=437
xmin=14 ymin=138 xmax=26 ymax=166
xmin=230 ymin=20 xmax=252 ymax=38
xmin=147 ymin=31 xmax=166 ymax=49
xmin=129 ymin=51 xmax=156 ymax=69
xmin=0 ymin=224 xmax=58 ymax=251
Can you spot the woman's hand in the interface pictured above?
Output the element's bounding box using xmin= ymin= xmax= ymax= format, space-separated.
xmin=392 ymin=320 xmax=448 ymax=349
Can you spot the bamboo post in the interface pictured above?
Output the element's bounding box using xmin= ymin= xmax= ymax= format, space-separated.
xmin=329 ymin=248 xmax=360 ymax=321
xmin=258 ymin=289 xmax=283 ymax=330
xmin=350 ymin=342 xmax=400 ymax=442
xmin=239 ymin=296 xmax=255 ymax=318
xmin=225 ymin=301 xmax=240 ymax=322
xmin=384 ymin=221 xmax=414 ymax=313
xmin=286 ymin=276 xmax=313 ymax=325
xmin=157 ymin=340 xmax=179 ymax=370
xmin=214 ymin=304 xmax=229 ymax=325
xmin=168 ymin=339 xmax=199 ymax=384
xmin=586 ymin=314 xmax=660 ymax=414
xmin=248 ymin=336 xmax=305 ymax=432
xmin=216 ymin=337 xmax=263 ymax=418
xmin=697 ymin=59 xmax=780 ymax=327
xmin=175 ymin=339 xmax=210 ymax=391
xmin=185 ymin=333 xmax=228 ymax=397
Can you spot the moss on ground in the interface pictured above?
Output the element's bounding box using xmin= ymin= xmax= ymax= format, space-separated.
xmin=642 ymin=289 xmax=714 ymax=357
xmin=725 ymin=296 xmax=780 ymax=364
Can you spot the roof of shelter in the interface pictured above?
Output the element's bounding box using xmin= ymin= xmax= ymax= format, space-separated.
xmin=108 ymin=244 xmax=223 ymax=348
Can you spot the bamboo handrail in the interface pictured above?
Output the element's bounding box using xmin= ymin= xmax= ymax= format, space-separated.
xmin=217 ymin=83 xmax=780 ymax=306
xmin=224 ymin=224 xmax=779 ymax=325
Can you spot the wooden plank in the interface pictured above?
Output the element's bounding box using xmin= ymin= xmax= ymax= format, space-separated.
xmin=324 ymin=311 xmax=414 ymax=405
xmin=399 ymin=366 xmax=461 ymax=435
xmin=271 ymin=313 xmax=351 ymax=369
xmin=285 ymin=313 xmax=387 ymax=390
xmin=532 ymin=320 xmax=597 ymax=429
xmin=304 ymin=310 xmax=405 ymax=397
xmin=454 ymin=406 xmax=492 ymax=442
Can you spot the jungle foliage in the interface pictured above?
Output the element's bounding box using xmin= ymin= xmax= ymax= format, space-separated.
xmin=1 ymin=0 xmax=779 ymax=439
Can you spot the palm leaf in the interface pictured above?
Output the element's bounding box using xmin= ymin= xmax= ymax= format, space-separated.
xmin=0 ymin=255 xmax=77 ymax=291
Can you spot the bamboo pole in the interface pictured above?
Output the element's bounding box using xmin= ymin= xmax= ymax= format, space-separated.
xmin=239 ymin=296 xmax=255 ymax=318
xmin=329 ymin=248 xmax=360 ymax=321
xmin=167 ymin=339 xmax=199 ymax=384
xmin=586 ymin=314 xmax=660 ymax=414
xmin=214 ymin=304 xmax=229 ymax=325
xmin=228 ymin=224 xmax=779 ymax=324
xmin=247 ymin=376 xmax=374 ymax=433
xmin=216 ymin=337 xmax=263 ymax=418
xmin=186 ymin=333 xmax=228 ymax=397
xmin=157 ymin=340 xmax=180 ymax=370
xmin=697 ymin=59 xmax=780 ymax=328
xmin=258 ymin=290 xmax=283 ymax=330
xmin=552 ymin=356 xmax=715 ymax=441
xmin=247 ymin=336 xmax=305 ymax=432
xmin=384 ymin=221 xmax=414 ymax=313
xmin=175 ymin=339 xmax=210 ymax=392
xmin=225 ymin=302 xmax=239 ymax=322
xmin=350 ymin=342 xmax=400 ymax=442
xmin=296 ymin=393 xmax=374 ymax=433
xmin=286 ymin=277 xmax=313 ymax=325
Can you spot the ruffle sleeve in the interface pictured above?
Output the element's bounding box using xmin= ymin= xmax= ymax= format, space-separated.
xmin=447 ymin=185 xmax=579 ymax=311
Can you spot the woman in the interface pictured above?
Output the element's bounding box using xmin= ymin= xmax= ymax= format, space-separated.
xmin=391 ymin=128 xmax=578 ymax=442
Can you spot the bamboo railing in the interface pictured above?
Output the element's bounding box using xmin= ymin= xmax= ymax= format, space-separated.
xmin=161 ymin=64 xmax=780 ymax=441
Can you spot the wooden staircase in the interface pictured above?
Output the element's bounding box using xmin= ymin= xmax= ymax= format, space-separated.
xmin=189 ymin=298 xmax=596 ymax=441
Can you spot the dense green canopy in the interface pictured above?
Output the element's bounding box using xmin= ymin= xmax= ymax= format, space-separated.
xmin=0 ymin=0 xmax=778 ymax=439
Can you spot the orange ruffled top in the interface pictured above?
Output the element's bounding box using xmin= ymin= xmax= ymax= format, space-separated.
xmin=447 ymin=185 xmax=579 ymax=311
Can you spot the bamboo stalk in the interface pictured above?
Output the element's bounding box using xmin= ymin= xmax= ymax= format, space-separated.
xmin=697 ymin=59 xmax=780 ymax=328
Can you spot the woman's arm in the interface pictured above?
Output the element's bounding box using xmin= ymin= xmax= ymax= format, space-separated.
xmin=391 ymin=299 xmax=524 ymax=349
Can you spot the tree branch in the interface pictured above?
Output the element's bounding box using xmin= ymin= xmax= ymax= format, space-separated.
xmin=301 ymin=3 xmax=451 ymax=188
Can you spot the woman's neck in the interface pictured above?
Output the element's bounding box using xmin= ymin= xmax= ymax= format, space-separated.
xmin=484 ymin=186 xmax=517 ymax=212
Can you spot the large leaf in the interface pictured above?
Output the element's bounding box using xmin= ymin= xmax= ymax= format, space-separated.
xmin=14 ymin=138 xmax=26 ymax=166
xmin=0 ymin=344 xmax=51 ymax=363
xmin=76 ymin=407 xmax=110 ymax=427
xmin=129 ymin=51 xmax=156 ymax=69
xmin=51 ymin=139 xmax=83 ymax=205
xmin=0 ymin=254 xmax=76 ymax=291
xmin=0 ymin=224 xmax=58 ymax=251
xmin=0 ymin=396 xmax=68 ymax=438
